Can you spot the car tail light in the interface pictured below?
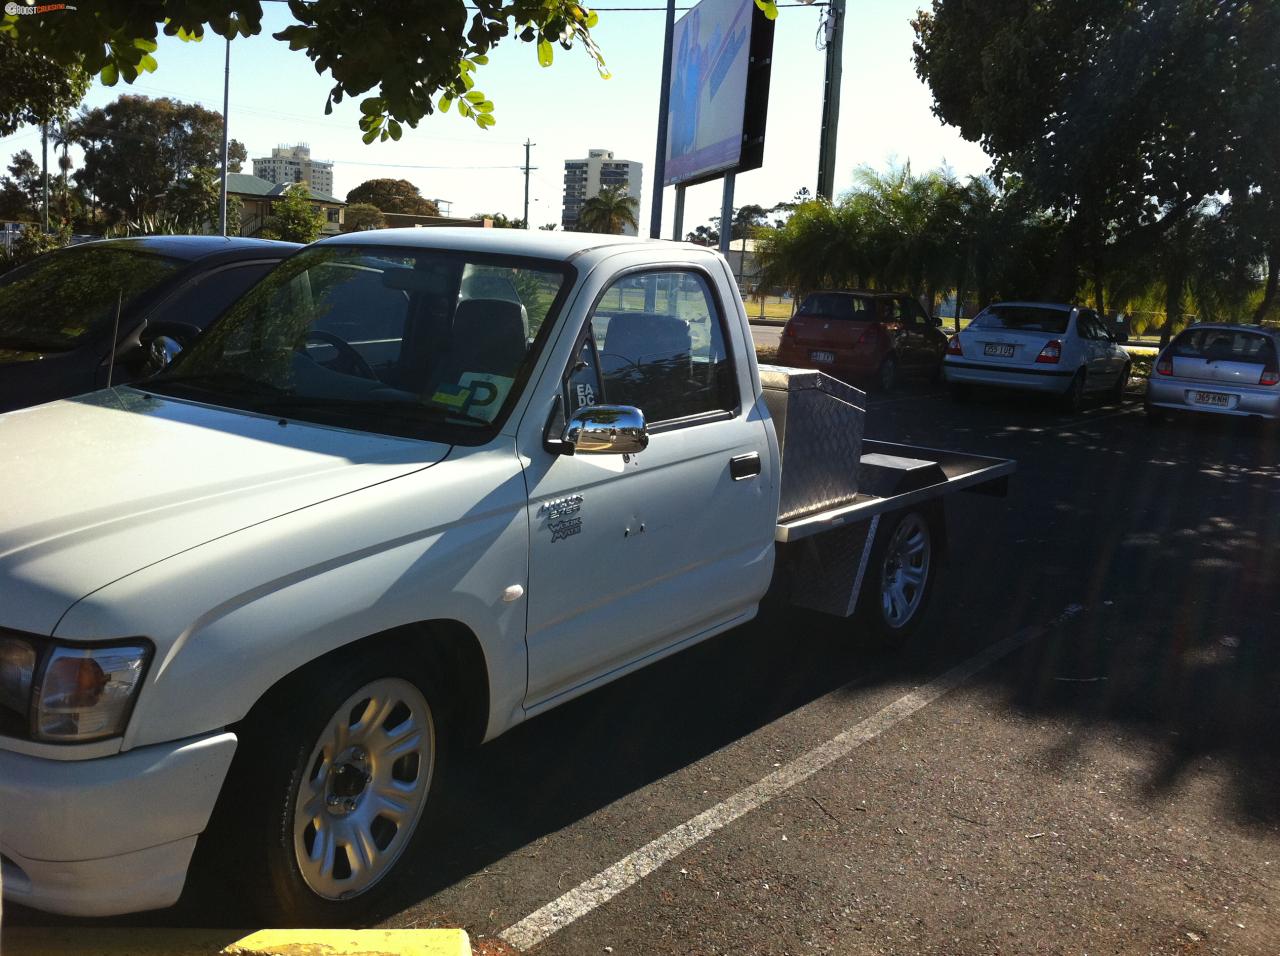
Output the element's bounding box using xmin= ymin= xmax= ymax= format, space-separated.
xmin=1035 ymin=340 xmax=1062 ymax=364
xmin=783 ymin=322 xmax=796 ymax=339
xmin=1155 ymin=352 xmax=1173 ymax=376
xmin=945 ymin=335 xmax=963 ymax=356
xmin=855 ymin=326 xmax=878 ymax=348
xmin=1261 ymin=367 xmax=1279 ymax=386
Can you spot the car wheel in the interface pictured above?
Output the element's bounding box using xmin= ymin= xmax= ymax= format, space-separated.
xmin=1060 ymin=370 xmax=1086 ymax=413
xmin=223 ymin=646 xmax=449 ymax=925
xmin=1107 ymin=364 xmax=1131 ymax=405
xmin=876 ymin=354 xmax=898 ymax=393
xmin=857 ymin=509 xmax=937 ymax=644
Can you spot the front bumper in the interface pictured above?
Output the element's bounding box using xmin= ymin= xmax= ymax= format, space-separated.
xmin=1145 ymin=376 xmax=1280 ymax=419
xmin=0 ymin=731 xmax=236 ymax=916
xmin=944 ymin=360 xmax=1075 ymax=394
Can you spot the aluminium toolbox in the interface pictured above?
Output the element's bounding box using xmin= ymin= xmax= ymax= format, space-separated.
xmin=758 ymin=364 xmax=866 ymax=522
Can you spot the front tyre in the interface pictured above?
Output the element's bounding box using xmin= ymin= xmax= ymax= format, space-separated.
xmin=876 ymin=354 xmax=899 ymax=393
xmin=857 ymin=509 xmax=937 ymax=644
xmin=1060 ymin=369 xmax=1086 ymax=413
xmin=230 ymin=651 xmax=447 ymax=925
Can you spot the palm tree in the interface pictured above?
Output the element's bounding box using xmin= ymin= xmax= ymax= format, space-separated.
xmin=577 ymin=184 xmax=638 ymax=235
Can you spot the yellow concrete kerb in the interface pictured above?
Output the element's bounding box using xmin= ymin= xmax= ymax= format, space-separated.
xmin=0 ymin=927 xmax=472 ymax=956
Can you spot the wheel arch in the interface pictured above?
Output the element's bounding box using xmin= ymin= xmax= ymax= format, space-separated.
xmin=230 ymin=618 xmax=493 ymax=751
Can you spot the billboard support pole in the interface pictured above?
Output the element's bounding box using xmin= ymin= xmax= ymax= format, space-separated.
xmin=816 ymin=0 xmax=845 ymax=201
xmin=672 ymin=185 xmax=686 ymax=241
xmin=718 ymin=172 xmax=735 ymax=255
xmin=650 ymin=0 xmax=678 ymax=239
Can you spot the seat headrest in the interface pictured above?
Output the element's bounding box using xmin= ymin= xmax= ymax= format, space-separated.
xmin=451 ymin=298 xmax=528 ymax=373
xmin=602 ymin=312 xmax=691 ymax=362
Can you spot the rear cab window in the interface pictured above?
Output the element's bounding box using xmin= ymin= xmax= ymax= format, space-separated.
xmin=797 ymin=293 xmax=875 ymax=321
xmin=973 ymin=305 xmax=1072 ymax=335
xmin=1171 ymin=328 xmax=1278 ymax=365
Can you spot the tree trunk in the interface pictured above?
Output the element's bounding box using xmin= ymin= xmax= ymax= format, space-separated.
xmin=1093 ymin=259 xmax=1105 ymax=314
xmin=1252 ymin=244 xmax=1278 ymax=324
xmin=1161 ymin=258 xmax=1184 ymax=349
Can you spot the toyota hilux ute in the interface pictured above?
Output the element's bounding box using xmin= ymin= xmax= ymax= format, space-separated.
xmin=0 ymin=229 xmax=1013 ymax=923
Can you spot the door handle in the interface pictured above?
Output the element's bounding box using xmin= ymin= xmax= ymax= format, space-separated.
xmin=730 ymin=452 xmax=761 ymax=480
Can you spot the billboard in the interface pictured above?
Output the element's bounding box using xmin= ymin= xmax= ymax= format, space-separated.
xmin=664 ymin=0 xmax=775 ymax=187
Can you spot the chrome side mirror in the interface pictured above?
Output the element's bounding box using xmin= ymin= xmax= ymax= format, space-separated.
xmin=147 ymin=335 xmax=183 ymax=371
xmin=563 ymin=404 xmax=648 ymax=455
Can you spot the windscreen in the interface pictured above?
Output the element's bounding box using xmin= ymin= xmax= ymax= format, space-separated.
xmin=0 ymin=245 xmax=182 ymax=352
xmin=796 ymin=293 xmax=875 ymax=320
xmin=971 ymin=305 xmax=1071 ymax=334
xmin=1171 ymin=327 xmax=1277 ymax=364
xmin=145 ymin=244 xmax=569 ymax=441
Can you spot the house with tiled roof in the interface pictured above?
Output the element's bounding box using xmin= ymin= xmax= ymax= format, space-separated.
xmin=226 ymin=173 xmax=346 ymax=236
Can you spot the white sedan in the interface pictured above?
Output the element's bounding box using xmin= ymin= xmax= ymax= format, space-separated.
xmin=943 ymin=302 xmax=1131 ymax=411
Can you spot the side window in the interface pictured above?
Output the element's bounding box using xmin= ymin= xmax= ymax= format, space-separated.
xmin=1078 ymin=311 xmax=1102 ymax=339
xmin=589 ymin=270 xmax=736 ymax=424
xmin=905 ymin=299 xmax=930 ymax=328
xmin=153 ymin=262 xmax=276 ymax=331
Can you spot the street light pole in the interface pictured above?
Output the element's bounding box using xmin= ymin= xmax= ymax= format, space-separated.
xmin=219 ymin=36 xmax=231 ymax=236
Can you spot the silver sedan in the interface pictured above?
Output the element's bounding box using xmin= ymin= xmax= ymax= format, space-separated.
xmin=1145 ymin=324 xmax=1280 ymax=422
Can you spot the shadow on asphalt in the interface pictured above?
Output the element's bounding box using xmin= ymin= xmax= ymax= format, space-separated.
xmin=10 ymin=387 xmax=1277 ymax=930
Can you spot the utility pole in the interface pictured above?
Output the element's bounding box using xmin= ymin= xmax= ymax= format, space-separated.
xmin=522 ymin=139 xmax=536 ymax=229
xmin=650 ymin=0 xmax=678 ymax=238
xmin=816 ymin=0 xmax=845 ymax=201
xmin=219 ymin=36 xmax=231 ymax=236
xmin=41 ymin=123 xmax=49 ymax=231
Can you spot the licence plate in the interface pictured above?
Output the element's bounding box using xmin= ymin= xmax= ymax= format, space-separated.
xmin=1194 ymin=391 xmax=1230 ymax=407
xmin=810 ymin=350 xmax=835 ymax=363
xmin=984 ymin=343 xmax=1015 ymax=358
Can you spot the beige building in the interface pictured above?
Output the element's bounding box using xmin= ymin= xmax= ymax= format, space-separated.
xmin=252 ymin=144 xmax=335 ymax=197
xmin=562 ymin=148 xmax=643 ymax=235
xmin=227 ymin=173 xmax=345 ymax=237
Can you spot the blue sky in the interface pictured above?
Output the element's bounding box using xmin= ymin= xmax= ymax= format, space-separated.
xmin=2 ymin=0 xmax=991 ymax=233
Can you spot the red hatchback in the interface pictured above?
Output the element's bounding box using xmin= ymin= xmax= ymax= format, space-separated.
xmin=775 ymin=291 xmax=949 ymax=390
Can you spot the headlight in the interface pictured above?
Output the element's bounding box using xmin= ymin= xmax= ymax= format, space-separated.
xmin=0 ymin=632 xmax=152 ymax=743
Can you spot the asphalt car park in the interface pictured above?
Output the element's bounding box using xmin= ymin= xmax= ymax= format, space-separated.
xmin=6 ymin=382 xmax=1279 ymax=956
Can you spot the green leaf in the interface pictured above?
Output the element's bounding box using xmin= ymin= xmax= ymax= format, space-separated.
xmin=440 ymin=94 xmax=453 ymax=113
xmin=586 ymin=11 xmax=599 ymax=28
xmin=134 ymin=38 xmax=158 ymax=53
xmin=537 ymin=39 xmax=554 ymax=68
xmin=360 ymin=97 xmax=382 ymax=116
xmin=462 ymin=71 xmax=474 ymax=90
xmin=362 ymin=128 xmax=379 ymax=145
xmin=465 ymin=90 xmax=485 ymax=104
xmin=754 ymin=0 xmax=779 ymax=20
xmin=459 ymin=101 xmax=473 ymax=118
xmin=138 ymin=53 xmax=158 ymax=73
xmin=472 ymin=54 xmax=489 ymax=65
xmin=101 ymin=62 xmax=119 ymax=86
xmin=477 ymin=113 xmax=496 ymax=128
xmin=388 ymin=119 xmax=402 ymax=141
xmin=476 ymin=100 xmax=494 ymax=113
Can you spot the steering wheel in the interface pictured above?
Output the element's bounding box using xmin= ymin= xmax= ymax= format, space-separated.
xmin=298 ymin=329 xmax=378 ymax=380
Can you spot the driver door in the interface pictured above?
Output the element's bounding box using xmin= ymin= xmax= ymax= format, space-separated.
xmin=518 ymin=267 xmax=775 ymax=710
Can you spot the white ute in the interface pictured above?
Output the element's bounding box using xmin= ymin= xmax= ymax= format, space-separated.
xmin=0 ymin=229 xmax=1013 ymax=922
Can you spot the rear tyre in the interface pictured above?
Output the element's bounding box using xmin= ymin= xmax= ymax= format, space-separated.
xmin=1060 ymin=370 xmax=1086 ymax=413
xmin=856 ymin=509 xmax=938 ymax=645
xmin=876 ymin=355 xmax=899 ymax=393
xmin=1107 ymin=364 xmax=1131 ymax=405
xmin=219 ymin=645 xmax=450 ymax=926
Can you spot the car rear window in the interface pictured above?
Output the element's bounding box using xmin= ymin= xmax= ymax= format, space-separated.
xmin=1171 ymin=328 xmax=1277 ymax=364
xmin=971 ymin=305 xmax=1072 ymax=334
xmin=797 ymin=293 xmax=875 ymax=320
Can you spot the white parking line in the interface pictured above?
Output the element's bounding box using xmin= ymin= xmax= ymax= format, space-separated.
xmin=498 ymin=608 xmax=1082 ymax=951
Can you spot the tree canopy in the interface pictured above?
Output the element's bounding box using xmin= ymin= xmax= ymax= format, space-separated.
xmin=913 ymin=0 xmax=1280 ymax=328
xmin=346 ymin=179 xmax=439 ymax=216
xmin=261 ymin=183 xmax=326 ymax=243
xmin=0 ymin=35 xmax=89 ymax=135
xmin=577 ymin=185 xmax=638 ymax=235
xmin=68 ymin=95 xmax=240 ymax=224
xmin=342 ymin=203 xmax=386 ymax=233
